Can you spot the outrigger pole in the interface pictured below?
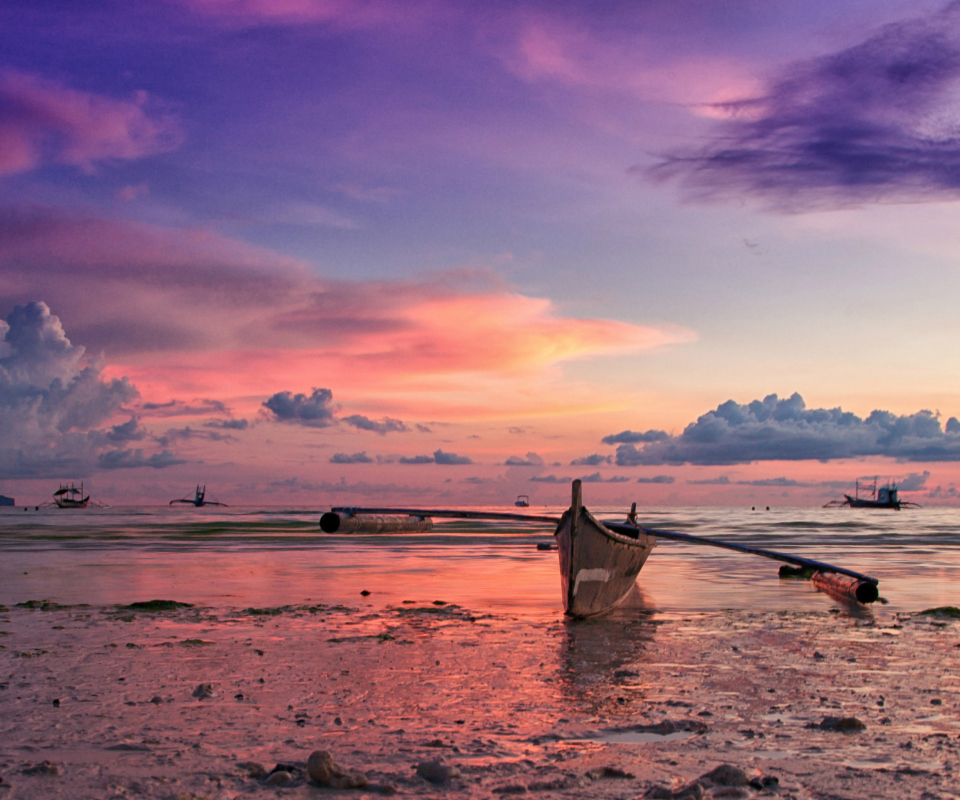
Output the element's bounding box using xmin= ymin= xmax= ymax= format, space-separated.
xmin=328 ymin=505 xmax=879 ymax=603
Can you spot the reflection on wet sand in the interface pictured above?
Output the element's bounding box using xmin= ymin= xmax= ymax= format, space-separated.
xmin=558 ymin=586 xmax=658 ymax=716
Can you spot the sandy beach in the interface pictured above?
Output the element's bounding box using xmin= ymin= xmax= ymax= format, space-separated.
xmin=2 ymin=595 xmax=958 ymax=799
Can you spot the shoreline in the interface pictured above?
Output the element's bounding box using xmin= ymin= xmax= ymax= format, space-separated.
xmin=1 ymin=598 xmax=958 ymax=798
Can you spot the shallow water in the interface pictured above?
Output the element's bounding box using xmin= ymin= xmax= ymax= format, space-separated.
xmin=1 ymin=504 xmax=957 ymax=615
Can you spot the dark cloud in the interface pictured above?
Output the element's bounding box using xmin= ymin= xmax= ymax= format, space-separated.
xmin=601 ymin=430 xmax=669 ymax=445
xmin=636 ymin=475 xmax=675 ymax=484
xmin=610 ymin=393 xmax=960 ymax=466
xmin=649 ymin=5 xmax=960 ymax=209
xmin=530 ymin=474 xmax=572 ymax=483
xmin=463 ymin=476 xmax=496 ymax=484
xmin=434 ymin=449 xmax=472 ymax=465
xmin=262 ymin=388 xmax=335 ymax=427
xmin=97 ymin=448 xmax=186 ymax=470
xmin=141 ymin=398 xmax=229 ymax=417
xmin=106 ymin=417 xmax=146 ymax=443
xmin=155 ymin=426 xmax=238 ymax=447
xmin=399 ymin=454 xmax=435 ymax=464
xmin=947 ymin=417 xmax=960 ymax=433
xmin=330 ymin=451 xmax=374 ymax=464
xmin=577 ymin=472 xmax=631 ymax=483
xmin=205 ymin=418 xmax=249 ymax=430
xmin=505 ymin=452 xmax=544 ymax=467
xmin=570 ymin=454 xmax=611 ymax=466
xmin=415 ymin=423 xmax=433 ymax=433
xmin=687 ymin=476 xmax=732 ymax=485
xmin=899 ymin=470 xmax=931 ymax=491
xmin=342 ymin=414 xmax=407 ymax=434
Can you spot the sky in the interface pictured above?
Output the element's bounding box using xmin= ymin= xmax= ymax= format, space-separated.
xmin=3 ymin=0 xmax=960 ymax=506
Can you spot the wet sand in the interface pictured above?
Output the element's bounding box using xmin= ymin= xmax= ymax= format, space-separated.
xmin=1 ymin=596 xmax=958 ymax=799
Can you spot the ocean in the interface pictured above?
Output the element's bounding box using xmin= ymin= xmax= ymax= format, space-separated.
xmin=1 ymin=504 xmax=957 ymax=616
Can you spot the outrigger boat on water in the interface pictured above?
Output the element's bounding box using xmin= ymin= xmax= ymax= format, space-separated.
xmin=823 ymin=477 xmax=921 ymax=510
xmin=53 ymin=482 xmax=89 ymax=509
xmin=327 ymin=479 xmax=881 ymax=616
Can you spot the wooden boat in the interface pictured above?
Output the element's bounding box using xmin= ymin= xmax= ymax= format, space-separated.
xmin=53 ymin=482 xmax=89 ymax=509
xmin=823 ymin=477 xmax=920 ymax=510
xmin=555 ymin=480 xmax=656 ymax=618
xmin=170 ymin=485 xmax=227 ymax=507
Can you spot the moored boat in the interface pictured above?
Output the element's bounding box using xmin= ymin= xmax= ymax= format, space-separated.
xmin=823 ymin=477 xmax=920 ymax=510
xmin=54 ymin=482 xmax=89 ymax=509
xmin=554 ymin=480 xmax=656 ymax=618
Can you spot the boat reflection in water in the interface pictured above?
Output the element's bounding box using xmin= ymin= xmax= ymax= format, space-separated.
xmin=557 ymin=585 xmax=658 ymax=716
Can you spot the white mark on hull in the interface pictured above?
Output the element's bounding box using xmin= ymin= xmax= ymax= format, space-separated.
xmin=574 ymin=568 xmax=611 ymax=596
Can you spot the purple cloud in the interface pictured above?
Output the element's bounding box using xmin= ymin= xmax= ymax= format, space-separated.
xmin=262 ymin=388 xmax=335 ymax=427
xmin=611 ymin=393 xmax=960 ymax=466
xmin=330 ymin=451 xmax=374 ymax=464
xmin=0 ymin=69 xmax=181 ymax=176
xmin=649 ymin=5 xmax=960 ymax=209
xmin=342 ymin=414 xmax=407 ymax=434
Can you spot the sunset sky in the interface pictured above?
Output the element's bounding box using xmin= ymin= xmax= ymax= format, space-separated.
xmin=3 ymin=0 xmax=960 ymax=506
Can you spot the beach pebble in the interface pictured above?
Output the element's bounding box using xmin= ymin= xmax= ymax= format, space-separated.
xmin=21 ymin=761 xmax=59 ymax=776
xmin=817 ymin=716 xmax=865 ymax=732
xmin=585 ymin=766 xmax=634 ymax=780
xmin=306 ymin=750 xmax=368 ymax=789
xmin=416 ymin=759 xmax=460 ymax=784
xmin=699 ymin=765 xmax=749 ymax=787
xmin=239 ymin=761 xmax=266 ymax=779
xmin=192 ymin=683 xmax=215 ymax=700
xmin=263 ymin=770 xmax=293 ymax=787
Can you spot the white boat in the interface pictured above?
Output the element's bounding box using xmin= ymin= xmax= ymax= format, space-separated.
xmin=554 ymin=480 xmax=656 ymax=618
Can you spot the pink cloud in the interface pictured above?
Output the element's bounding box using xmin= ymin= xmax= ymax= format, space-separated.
xmin=500 ymin=15 xmax=762 ymax=109
xmin=0 ymin=70 xmax=181 ymax=176
xmin=177 ymin=0 xmax=435 ymax=30
xmin=0 ymin=208 xmax=694 ymax=411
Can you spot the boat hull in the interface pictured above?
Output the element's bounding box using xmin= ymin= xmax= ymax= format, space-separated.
xmin=555 ymin=506 xmax=656 ymax=618
xmin=843 ymin=495 xmax=900 ymax=510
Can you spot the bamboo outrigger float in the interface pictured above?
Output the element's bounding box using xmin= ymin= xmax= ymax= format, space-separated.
xmin=330 ymin=479 xmax=880 ymax=616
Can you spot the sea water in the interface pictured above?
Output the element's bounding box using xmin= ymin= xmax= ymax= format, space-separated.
xmin=0 ymin=505 xmax=957 ymax=616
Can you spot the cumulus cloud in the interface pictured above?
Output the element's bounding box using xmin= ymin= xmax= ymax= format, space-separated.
xmin=106 ymin=417 xmax=146 ymax=443
xmin=601 ymin=430 xmax=669 ymax=445
xmin=97 ymin=448 xmax=186 ymax=470
xmin=608 ymin=393 xmax=960 ymax=466
xmin=399 ymin=454 xmax=435 ymax=464
xmin=636 ymin=475 xmax=675 ymax=484
xmin=434 ymin=449 xmax=472 ymax=465
xmin=330 ymin=451 xmax=374 ymax=464
xmin=262 ymin=388 xmax=335 ymax=427
xmin=0 ymin=301 xmax=176 ymax=477
xmin=570 ymin=453 xmax=611 ymax=466
xmin=505 ymin=452 xmax=544 ymax=466
xmin=0 ymin=70 xmax=181 ymax=176
xmin=649 ymin=5 xmax=960 ymax=210
xmin=342 ymin=414 xmax=407 ymax=434
xmin=899 ymin=470 xmax=931 ymax=491
xmin=205 ymin=418 xmax=249 ymax=430
xmin=141 ymin=399 xmax=230 ymax=417
xmin=155 ymin=426 xmax=237 ymax=446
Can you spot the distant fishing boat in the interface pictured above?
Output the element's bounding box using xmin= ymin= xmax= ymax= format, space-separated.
xmin=170 ymin=485 xmax=227 ymax=507
xmin=54 ymin=482 xmax=89 ymax=509
xmin=555 ymin=480 xmax=657 ymax=617
xmin=514 ymin=494 xmax=530 ymax=507
xmin=823 ymin=478 xmax=920 ymax=510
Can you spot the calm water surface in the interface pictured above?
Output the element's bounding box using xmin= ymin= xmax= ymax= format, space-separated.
xmin=0 ymin=505 xmax=957 ymax=616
